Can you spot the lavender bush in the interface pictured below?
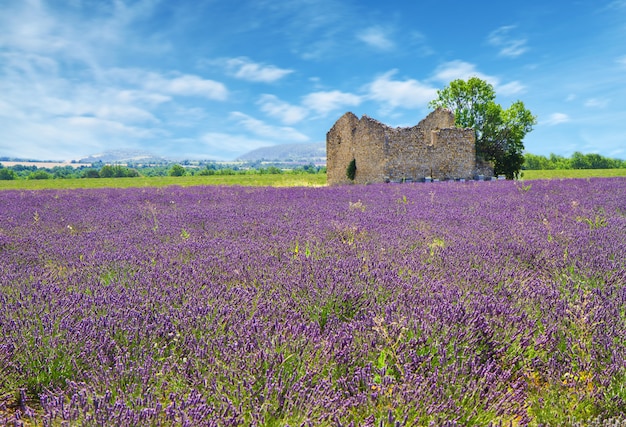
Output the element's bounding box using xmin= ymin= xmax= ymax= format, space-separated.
xmin=1 ymin=178 xmax=625 ymax=426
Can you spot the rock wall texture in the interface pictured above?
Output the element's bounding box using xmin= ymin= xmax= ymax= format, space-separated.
xmin=326 ymin=109 xmax=486 ymax=185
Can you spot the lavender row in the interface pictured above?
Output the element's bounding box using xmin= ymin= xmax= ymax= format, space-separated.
xmin=1 ymin=178 xmax=625 ymax=426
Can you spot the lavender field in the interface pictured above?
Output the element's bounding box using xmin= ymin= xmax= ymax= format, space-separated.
xmin=1 ymin=178 xmax=625 ymax=426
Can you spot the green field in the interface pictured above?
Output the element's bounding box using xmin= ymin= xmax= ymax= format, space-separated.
xmin=0 ymin=173 xmax=327 ymax=190
xmin=1 ymin=169 xmax=625 ymax=190
xmin=520 ymin=168 xmax=626 ymax=180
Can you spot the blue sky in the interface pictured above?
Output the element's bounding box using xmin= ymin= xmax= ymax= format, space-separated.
xmin=1 ymin=0 xmax=625 ymax=161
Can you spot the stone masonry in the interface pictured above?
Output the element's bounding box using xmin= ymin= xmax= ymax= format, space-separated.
xmin=326 ymin=108 xmax=486 ymax=185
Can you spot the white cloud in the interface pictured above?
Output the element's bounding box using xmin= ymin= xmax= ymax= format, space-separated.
xmin=107 ymin=68 xmax=228 ymax=100
xmin=432 ymin=61 xmax=494 ymax=84
xmin=617 ymin=56 xmax=626 ymax=67
xmin=94 ymin=105 xmax=160 ymax=124
xmin=115 ymin=90 xmax=171 ymax=106
xmin=497 ymin=80 xmax=526 ymax=96
xmin=200 ymin=132 xmax=275 ymax=159
xmin=0 ymin=59 xmax=163 ymax=125
xmin=257 ymin=94 xmax=308 ymax=124
xmin=62 ymin=116 xmax=161 ymax=138
xmin=143 ymin=74 xmax=228 ymax=100
xmin=302 ymin=90 xmax=362 ymax=115
xmin=223 ymin=57 xmax=293 ymax=83
xmin=0 ymin=1 xmax=77 ymax=56
xmin=542 ymin=113 xmax=570 ymax=126
xmin=258 ymin=90 xmax=361 ymax=124
xmin=584 ymin=98 xmax=610 ymax=108
xmin=0 ymin=0 xmax=168 ymax=74
xmin=432 ymin=61 xmax=525 ymax=96
xmin=357 ymin=26 xmax=395 ymax=51
xmin=229 ymin=112 xmax=309 ymax=142
xmin=0 ymin=54 xmax=194 ymax=159
xmin=0 ymin=112 xmax=164 ymax=160
xmin=487 ymin=25 xmax=528 ymax=58
xmin=367 ymin=70 xmax=437 ymax=110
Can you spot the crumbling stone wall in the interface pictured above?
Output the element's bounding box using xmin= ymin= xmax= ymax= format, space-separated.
xmin=326 ymin=109 xmax=484 ymax=185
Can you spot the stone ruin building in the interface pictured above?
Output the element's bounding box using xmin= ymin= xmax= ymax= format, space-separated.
xmin=326 ymin=108 xmax=492 ymax=185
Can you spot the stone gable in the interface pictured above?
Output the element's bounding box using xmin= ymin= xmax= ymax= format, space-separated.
xmin=326 ymin=109 xmax=487 ymax=185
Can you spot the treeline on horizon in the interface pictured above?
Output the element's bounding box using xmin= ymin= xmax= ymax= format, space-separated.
xmin=1 ymin=151 xmax=625 ymax=180
xmin=522 ymin=151 xmax=626 ymax=170
xmin=0 ymin=162 xmax=326 ymax=180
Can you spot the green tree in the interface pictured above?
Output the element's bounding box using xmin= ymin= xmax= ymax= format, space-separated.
xmin=585 ymin=153 xmax=610 ymax=169
xmin=99 ymin=165 xmax=115 ymax=178
xmin=570 ymin=152 xmax=592 ymax=169
xmin=523 ymin=153 xmax=549 ymax=170
xmin=549 ymin=153 xmax=571 ymax=169
xmin=169 ymin=164 xmax=186 ymax=177
xmin=0 ymin=168 xmax=17 ymax=180
xmin=82 ymin=168 xmax=101 ymax=178
xmin=51 ymin=166 xmax=75 ymax=179
xmin=28 ymin=170 xmax=51 ymax=180
xmin=99 ymin=165 xmax=139 ymax=178
xmin=429 ymin=77 xmax=536 ymax=179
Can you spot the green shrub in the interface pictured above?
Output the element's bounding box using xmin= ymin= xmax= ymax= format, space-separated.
xmin=28 ymin=170 xmax=51 ymax=180
xmin=0 ymin=168 xmax=17 ymax=180
xmin=346 ymin=159 xmax=356 ymax=181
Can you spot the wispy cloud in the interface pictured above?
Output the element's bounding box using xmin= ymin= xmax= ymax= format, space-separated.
xmin=408 ymin=31 xmax=434 ymax=57
xmin=617 ymin=56 xmax=626 ymax=67
xmin=497 ymin=81 xmax=526 ymax=96
xmin=229 ymin=112 xmax=309 ymax=142
xmin=248 ymin=0 xmax=350 ymax=60
xmin=62 ymin=116 xmax=162 ymax=138
xmin=605 ymin=0 xmax=626 ymax=10
xmin=432 ymin=61 xmax=525 ymax=96
xmin=0 ymin=0 xmax=168 ymax=72
xmin=432 ymin=61 xmax=493 ymax=83
xmin=199 ymin=132 xmax=275 ymax=160
xmin=543 ymin=113 xmax=571 ymax=126
xmin=258 ymin=90 xmax=361 ymax=123
xmin=302 ymin=90 xmax=362 ymax=115
xmin=0 ymin=111 xmax=164 ymax=160
xmin=357 ymin=26 xmax=395 ymax=51
xmin=257 ymin=94 xmax=308 ymax=125
xmin=222 ymin=57 xmax=294 ymax=83
xmin=0 ymin=50 xmax=227 ymax=159
xmin=366 ymin=70 xmax=437 ymax=111
xmin=145 ymin=74 xmax=228 ymax=100
xmin=108 ymin=68 xmax=228 ymax=100
xmin=584 ymin=98 xmax=610 ymax=108
xmin=487 ymin=25 xmax=528 ymax=58
xmin=1 ymin=61 xmax=162 ymax=125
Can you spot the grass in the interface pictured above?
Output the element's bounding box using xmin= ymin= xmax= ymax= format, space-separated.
xmin=521 ymin=169 xmax=626 ymax=180
xmin=1 ymin=169 xmax=624 ymax=191
xmin=0 ymin=173 xmax=327 ymax=190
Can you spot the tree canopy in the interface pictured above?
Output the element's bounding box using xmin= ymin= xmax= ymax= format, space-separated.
xmin=168 ymin=164 xmax=187 ymax=177
xmin=429 ymin=77 xmax=536 ymax=179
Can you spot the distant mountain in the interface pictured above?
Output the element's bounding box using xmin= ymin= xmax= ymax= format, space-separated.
xmin=78 ymin=150 xmax=169 ymax=164
xmin=236 ymin=143 xmax=326 ymax=163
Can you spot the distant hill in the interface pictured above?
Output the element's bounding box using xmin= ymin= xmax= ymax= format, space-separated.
xmin=236 ymin=143 xmax=326 ymax=163
xmin=78 ymin=150 xmax=169 ymax=164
